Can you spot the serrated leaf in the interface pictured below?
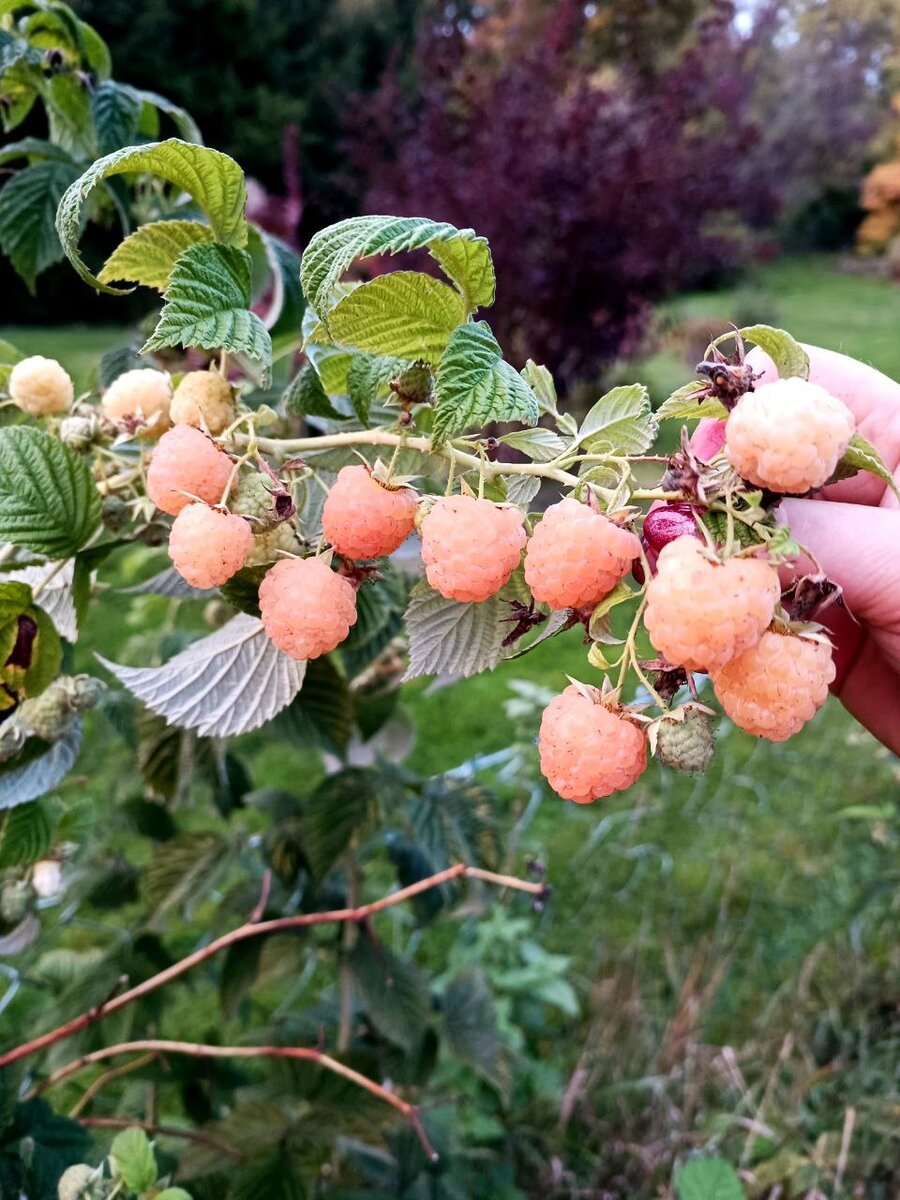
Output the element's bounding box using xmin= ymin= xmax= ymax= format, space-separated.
xmin=348 ymin=928 xmax=430 ymax=1051
xmin=135 ymin=89 xmax=203 ymax=145
xmin=499 ymin=427 xmax=568 ymax=463
xmin=521 ymin=360 xmax=558 ymax=415
xmin=443 ymin=968 xmax=501 ymax=1081
xmin=44 ymin=74 xmax=93 ymax=158
xmin=388 ymin=839 xmax=444 ymax=924
xmin=656 ymin=381 xmax=727 ymax=421
xmin=301 ymin=214 xmax=493 ymax=319
xmin=98 ymin=218 xmax=214 ymax=290
xmin=143 ymin=243 xmax=272 ymax=376
xmin=121 ymin=566 xmax=214 ymax=600
xmin=91 ymin=80 xmax=142 ymax=155
xmin=0 ymin=724 xmax=81 ymax=810
xmin=504 ymin=474 xmax=541 ymax=507
xmin=404 ymin=581 xmax=508 ymax=680
xmin=232 ymin=1151 xmax=308 ymax=1200
xmin=97 ymin=613 xmax=306 ymax=737
xmin=577 ymin=384 xmax=656 ymax=454
xmin=315 ymin=272 xmax=465 ymax=362
xmin=736 ymin=324 xmax=809 ymax=379
xmin=282 ymin=362 xmax=343 ymax=420
xmin=833 ymin=431 xmax=900 ymax=501
xmin=0 ymin=427 xmax=101 ymax=557
xmin=346 ymin=353 xmax=407 ymax=426
xmin=675 ymin=1158 xmax=745 ymax=1200
xmin=0 ymin=159 xmax=79 ymax=291
xmin=275 ymin=655 xmax=354 ymax=752
xmin=433 ymin=321 xmax=538 ymax=445
xmin=144 ymin=831 xmax=226 ymax=919
xmin=110 ymin=1126 xmax=157 ymax=1193
xmin=410 ymin=776 xmax=501 ymax=872
xmin=22 ymin=605 xmax=62 ymax=697
xmin=301 ymin=768 xmax=380 ymax=879
xmin=57 ymin=138 xmax=247 ymax=293
xmin=0 ymin=798 xmax=55 ymax=867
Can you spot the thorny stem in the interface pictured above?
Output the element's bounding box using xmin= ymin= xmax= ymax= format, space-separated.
xmin=0 ymin=864 xmax=544 ymax=1071
xmin=36 ymin=1040 xmax=442 ymax=1161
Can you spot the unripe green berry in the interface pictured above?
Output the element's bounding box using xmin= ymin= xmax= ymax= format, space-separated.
xmin=391 ymin=362 xmax=433 ymax=406
xmin=654 ymin=706 xmax=715 ymax=775
xmin=101 ymin=494 xmax=130 ymax=532
xmin=230 ymin=472 xmax=280 ymax=529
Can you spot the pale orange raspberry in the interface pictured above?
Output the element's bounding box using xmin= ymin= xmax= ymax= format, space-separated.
xmin=711 ymin=629 xmax=835 ymax=741
xmin=170 ymin=370 xmax=235 ymax=436
xmin=323 ymin=465 xmax=417 ymax=559
xmin=524 ymin=498 xmax=640 ymax=609
xmin=539 ymin=683 xmax=647 ymax=803
xmin=168 ymin=504 xmax=251 ymax=588
xmin=259 ymin=557 xmax=357 ymax=660
xmin=420 ymin=495 xmax=526 ymax=602
xmin=102 ymin=368 xmax=172 ymax=438
xmin=147 ymin=426 xmax=235 ymax=516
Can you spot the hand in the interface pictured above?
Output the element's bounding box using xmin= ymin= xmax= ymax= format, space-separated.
xmin=698 ymin=345 xmax=900 ymax=753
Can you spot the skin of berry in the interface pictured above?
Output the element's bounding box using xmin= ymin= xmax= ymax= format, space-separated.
xmin=168 ymin=504 xmax=252 ymax=588
xmin=147 ymin=426 xmax=235 ymax=516
xmin=420 ymin=495 xmax=526 ymax=602
xmin=258 ymin=556 xmax=358 ymax=660
xmin=323 ymin=465 xmax=418 ymax=560
xmin=725 ymin=377 xmax=855 ymax=493
xmin=8 ymin=356 xmax=73 ymax=416
xmin=539 ymin=683 xmax=647 ymax=802
xmin=711 ymin=629 xmax=836 ymax=741
xmin=170 ymin=370 xmax=235 ymax=436
xmin=642 ymin=503 xmax=700 ymax=555
xmin=102 ymin=368 xmax=173 ymax=438
xmin=524 ymin=498 xmax=641 ymax=610
xmin=643 ymin=535 xmax=780 ymax=672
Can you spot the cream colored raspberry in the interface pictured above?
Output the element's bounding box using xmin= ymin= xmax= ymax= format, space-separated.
xmin=147 ymin=425 xmax=235 ymax=516
xmin=9 ymin=356 xmax=73 ymax=416
xmin=644 ymin=536 xmax=780 ymax=672
xmin=259 ymin=556 xmax=357 ymax=660
xmin=725 ymin=377 xmax=855 ymax=493
xmin=323 ymin=465 xmax=418 ymax=560
xmin=524 ymin=497 xmax=640 ymax=609
xmin=170 ymin=370 xmax=235 ymax=436
xmin=420 ymin=495 xmax=526 ymax=602
xmin=712 ymin=630 xmax=835 ymax=741
xmin=539 ymin=683 xmax=647 ymax=803
xmin=102 ymin=368 xmax=172 ymax=438
xmin=168 ymin=503 xmax=251 ymax=588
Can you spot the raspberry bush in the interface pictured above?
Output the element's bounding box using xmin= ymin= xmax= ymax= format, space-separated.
xmin=0 ymin=7 xmax=896 ymax=1198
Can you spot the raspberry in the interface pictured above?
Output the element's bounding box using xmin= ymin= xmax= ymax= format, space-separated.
xmin=147 ymin=426 xmax=235 ymax=516
xmin=653 ymin=705 xmax=714 ymax=774
xmin=18 ymin=679 xmax=78 ymax=741
xmin=259 ymin=556 xmax=357 ymax=660
xmin=230 ymin=472 xmax=281 ymax=529
xmin=323 ymin=465 xmax=417 ymax=560
xmin=524 ymin=498 xmax=640 ymax=610
xmin=420 ymin=495 xmax=526 ymax=602
xmin=8 ymin=356 xmax=73 ymax=416
xmin=168 ymin=503 xmax=252 ymax=588
xmin=245 ymin=521 xmax=303 ymax=567
xmin=644 ymin=536 xmax=780 ymax=672
xmin=538 ymin=683 xmax=647 ymax=803
xmin=59 ymin=414 xmax=100 ymax=450
xmin=725 ymin=378 xmax=855 ymax=493
xmin=170 ymin=370 xmax=235 ymax=436
xmin=711 ymin=629 xmax=835 ymax=741
xmin=642 ymin=503 xmax=700 ymax=555
xmin=102 ymin=368 xmax=172 ymax=438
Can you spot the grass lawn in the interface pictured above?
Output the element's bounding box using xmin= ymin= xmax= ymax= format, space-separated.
xmin=6 ymin=255 xmax=900 ymax=1188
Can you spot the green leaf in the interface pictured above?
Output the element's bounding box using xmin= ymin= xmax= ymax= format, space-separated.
xmin=576 ymin=384 xmax=657 ymax=454
xmin=521 ymin=360 xmax=559 ymax=415
xmin=709 ymin=324 xmax=809 ymax=381
xmin=22 ymin=606 xmax=63 ymax=698
xmin=0 ymin=582 xmax=32 ymax=626
xmin=656 ymin=380 xmax=727 ymax=422
xmin=403 ymin=579 xmax=510 ymax=680
xmin=301 ymin=214 xmax=494 ymax=319
xmin=499 ymin=427 xmax=568 ymax=463
xmin=301 ymin=768 xmax=380 ymax=879
xmin=220 ymin=936 xmax=264 ymax=1019
xmin=91 ymin=80 xmax=142 ymax=155
xmin=232 ymin=1151 xmax=308 ymax=1200
xmin=142 ymin=243 xmax=272 ymax=377
xmin=346 ymin=353 xmax=407 ymax=426
xmin=56 ymin=139 xmax=247 ymax=293
xmin=134 ymin=89 xmax=202 ymax=145
xmin=443 ymin=968 xmax=501 ymax=1082
xmin=275 ymin=655 xmax=354 ymax=752
xmin=110 ymin=1126 xmax=157 ymax=1193
xmin=157 ymin=1191 xmax=193 ymax=1200
xmin=98 ymin=219 xmax=214 ymax=291
xmin=0 ymin=427 xmax=101 ymax=557
xmin=675 ymin=1158 xmax=745 ymax=1200
xmin=143 ymin=831 xmax=227 ymax=920
xmin=0 ymin=798 xmax=56 ymax=868
xmin=0 ymin=723 xmax=81 ymax=810
xmin=282 ymin=361 xmax=343 ymax=420
xmin=433 ymin=321 xmax=539 ymax=445
xmin=410 ymin=777 xmax=501 ymax=871
xmin=832 ymin=431 xmax=900 ymax=501
xmin=314 ymin=272 xmax=465 ymax=362
xmin=347 ymin=928 xmax=430 ymax=1051
xmin=43 ymin=74 xmax=93 ymax=158
xmin=0 ymin=160 xmax=79 ymax=291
